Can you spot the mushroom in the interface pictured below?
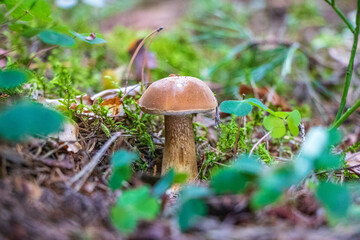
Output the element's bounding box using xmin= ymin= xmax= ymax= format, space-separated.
xmin=139 ymin=76 xmax=218 ymax=181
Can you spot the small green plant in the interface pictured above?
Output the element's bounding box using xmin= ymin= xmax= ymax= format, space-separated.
xmin=220 ymin=98 xmax=301 ymax=138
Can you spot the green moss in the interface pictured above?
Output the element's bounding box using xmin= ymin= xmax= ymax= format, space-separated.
xmin=217 ymin=116 xmax=247 ymax=153
xmin=254 ymin=143 xmax=273 ymax=165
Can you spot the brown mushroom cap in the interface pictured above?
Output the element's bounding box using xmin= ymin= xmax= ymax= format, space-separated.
xmin=139 ymin=76 xmax=218 ymax=115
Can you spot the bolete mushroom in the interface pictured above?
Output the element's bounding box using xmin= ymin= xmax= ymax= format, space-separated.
xmin=139 ymin=76 xmax=218 ymax=181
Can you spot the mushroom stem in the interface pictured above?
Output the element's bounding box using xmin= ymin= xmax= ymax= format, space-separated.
xmin=163 ymin=115 xmax=198 ymax=181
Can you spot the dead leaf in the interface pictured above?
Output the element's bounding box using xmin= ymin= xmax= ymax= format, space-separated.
xmin=54 ymin=122 xmax=82 ymax=153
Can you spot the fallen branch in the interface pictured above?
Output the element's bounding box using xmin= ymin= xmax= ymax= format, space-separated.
xmin=69 ymin=132 xmax=122 ymax=191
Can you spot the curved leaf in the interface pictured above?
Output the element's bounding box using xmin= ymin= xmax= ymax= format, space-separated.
xmin=70 ymin=31 xmax=107 ymax=44
xmin=219 ymin=100 xmax=252 ymax=117
xmin=245 ymin=98 xmax=268 ymax=111
xmin=0 ymin=69 xmax=27 ymax=89
xmin=0 ymin=101 xmax=64 ymax=141
xmin=263 ymin=115 xmax=286 ymax=138
xmin=39 ymin=30 xmax=75 ymax=47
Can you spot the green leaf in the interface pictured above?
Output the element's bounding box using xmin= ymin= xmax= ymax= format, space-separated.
xmin=3 ymin=0 xmax=51 ymax=21
xmin=263 ymin=115 xmax=286 ymax=138
xmin=108 ymin=166 xmax=131 ymax=190
xmin=245 ymin=98 xmax=268 ymax=111
xmin=108 ymin=150 xmax=138 ymax=190
xmin=301 ymin=127 xmax=329 ymax=160
xmin=70 ymin=31 xmax=107 ymax=44
xmin=39 ymin=30 xmax=75 ymax=47
xmin=316 ymin=182 xmax=351 ymax=219
xmin=178 ymin=199 xmax=207 ymax=231
xmin=251 ymin=188 xmax=282 ymax=209
xmin=111 ymin=186 xmax=160 ymax=234
xmin=314 ymin=152 xmax=341 ymax=170
xmin=210 ymin=168 xmax=248 ymax=194
xmin=259 ymin=165 xmax=300 ymax=192
xmin=29 ymin=0 xmax=51 ymax=21
xmin=232 ymin=155 xmax=263 ymax=175
xmin=272 ymin=111 xmax=289 ymax=118
xmin=287 ymin=110 xmax=301 ymax=136
xmin=153 ymin=169 xmax=175 ymax=198
xmin=111 ymin=150 xmax=138 ymax=168
xmin=174 ymin=172 xmax=188 ymax=184
xmin=179 ymin=186 xmax=212 ymax=204
xmin=0 ymin=69 xmax=27 ymax=89
xmin=219 ymin=100 xmax=252 ymax=117
xmin=110 ymin=205 xmax=137 ymax=234
xmin=0 ymin=101 xmax=63 ymax=141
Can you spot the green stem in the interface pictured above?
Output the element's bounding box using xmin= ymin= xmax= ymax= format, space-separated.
xmin=324 ymin=0 xmax=355 ymax=33
xmin=331 ymin=99 xmax=360 ymax=129
xmin=334 ymin=0 xmax=360 ymax=122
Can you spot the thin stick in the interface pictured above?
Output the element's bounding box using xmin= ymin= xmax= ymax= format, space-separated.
xmin=123 ymin=27 xmax=163 ymax=95
xmin=141 ymin=32 xmax=159 ymax=89
xmin=249 ymin=131 xmax=272 ymax=157
xmin=69 ymin=132 xmax=122 ymax=191
xmin=316 ymin=163 xmax=360 ymax=175
xmin=27 ymin=46 xmax=58 ymax=67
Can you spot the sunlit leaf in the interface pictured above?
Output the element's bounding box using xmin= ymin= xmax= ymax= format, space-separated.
xmin=287 ymin=110 xmax=301 ymax=136
xmin=3 ymin=0 xmax=51 ymax=22
xmin=39 ymin=30 xmax=75 ymax=47
xmin=0 ymin=101 xmax=63 ymax=141
xmin=263 ymin=115 xmax=286 ymax=138
xmin=0 ymin=69 xmax=27 ymax=89
xmin=210 ymin=168 xmax=248 ymax=194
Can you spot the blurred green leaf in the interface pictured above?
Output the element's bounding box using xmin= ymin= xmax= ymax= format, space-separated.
xmin=178 ymin=199 xmax=207 ymax=231
xmin=70 ymin=31 xmax=107 ymax=44
xmin=153 ymin=168 xmax=175 ymax=198
xmin=111 ymin=150 xmax=138 ymax=168
xmin=316 ymin=182 xmax=351 ymax=219
xmin=259 ymin=165 xmax=299 ymax=192
xmin=210 ymin=168 xmax=248 ymax=194
xmin=174 ymin=172 xmax=188 ymax=184
xmin=219 ymin=100 xmax=252 ymax=116
xmin=0 ymin=101 xmax=63 ymax=141
xmin=0 ymin=69 xmax=27 ymax=89
xmin=263 ymin=115 xmax=286 ymax=138
xmin=251 ymin=188 xmax=282 ymax=209
xmin=3 ymin=0 xmax=51 ymax=21
xmin=39 ymin=30 xmax=75 ymax=47
xmin=314 ymin=152 xmax=341 ymax=170
xmin=108 ymin=167 xmax=132 ymax=190
xmin=108 ymin=150 xmax=138 ymax=190
xmin=301 ymin=127 xmax=329 ymax=160
xmin=179 ymin=185 xmax=212 ymax=204
xmin=232 ymin=155 xmax=263 ymax=175
xmin=111 ymin=186 xmax=160 ymax=234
